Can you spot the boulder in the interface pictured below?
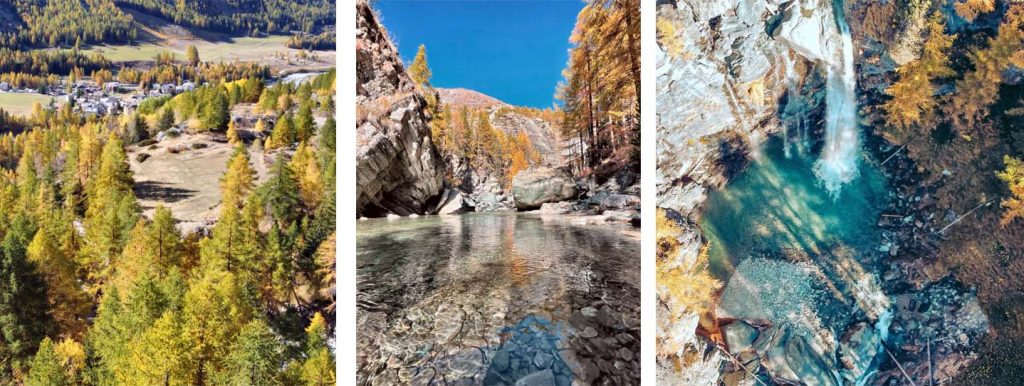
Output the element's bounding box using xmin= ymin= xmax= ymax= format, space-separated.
xmin=838 ymin=322 xmax=880 ymax=383
xmin=775 ymin=0 xmax=842 ymax=66
xmin=511 ymin=167 xmax=578 ymax=210
xmin=601 ymin=194 xmax=641 ymax=211
xmin=515 ymin=369 xmax=555 ymax=386
xmin=722 ymin=320 xmax=759 ymax=354
xmin=435 ymin=189 xmax=467 ymax=215
xmin=538 ymin=201 xmax=574 ymax=214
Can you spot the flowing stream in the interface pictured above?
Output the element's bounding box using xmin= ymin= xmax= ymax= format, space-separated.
xmin=356 ymin=213 xmax=640 ymax=385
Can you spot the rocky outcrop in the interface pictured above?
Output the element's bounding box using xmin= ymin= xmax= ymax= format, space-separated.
xmin=656 ymin=0 xmax=797 ymax=215
xmin=511 ymin=167 xmax=578 ymax=210
xmin=355 ymin=0 xmax=444 ymax=217
xmin=656 ymin=0 xmax=797 ymax=382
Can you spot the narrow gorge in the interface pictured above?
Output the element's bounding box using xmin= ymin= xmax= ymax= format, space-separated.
xmin=356 ymin=0 xmax=642 ymax=384
xmin=657 ymin=0 xmax=1022 ymax=384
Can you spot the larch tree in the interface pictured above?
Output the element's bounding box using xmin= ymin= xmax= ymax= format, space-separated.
xmin=882 ymin=14 xmax=955 ymax=139
xmin=290 ymin=142 xmax=324 ymax=212
xmin=83 ymin=134 xmax=138 ymax=287
xmin=946 ymin=4 xmax=1024 ymax=135
xmin=301 ymin=312 xmax=335 ymax=386
xmin=180 ymin=270 xmax=256 ymax=385
xmin=408 ymin=44 xmax=432 ymax=87
xmin=268 ymin=112 xmax=296 ymax=149
xmin=123 ymin=311 xmax=189 ymax=384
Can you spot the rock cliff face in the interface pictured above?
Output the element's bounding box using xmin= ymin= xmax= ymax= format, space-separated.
xmin=656 ymin=0 xmax=796 ymax=215
xmin=355 ymin=0 xmax=444 ymax=217
xmin=656 ymin=0 xmax=799 ymax=379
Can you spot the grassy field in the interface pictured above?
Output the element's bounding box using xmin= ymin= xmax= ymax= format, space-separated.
xmin=0 ymin=92 xmax=58 ymax=116
xmin=83 ymin=35 xmax=291 ymax=62
xmin=78 ymin=35 xmax=335 ymax=71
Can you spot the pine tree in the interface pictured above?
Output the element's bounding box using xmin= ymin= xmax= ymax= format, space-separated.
xmin=202 ymin=87 xmax=230 ymax=131
xmin=268 ymin=112 xmax=295 ymax=149
xmin=158 ymin=106 xmax=175 ymax=132
xmin=295 ymin=100 xmax=315 ymax=142
xmin=408 ymin=44 xmax=432 ymax=87
xmin=27 ymin=220 xmax=90 ymax=337
xmin=216 ymin=319 xmax=285 ymax=385
xmin=263 ymin=155 xmax=300 ymax=226
xmin=0 ymin=217 xmax=51 ymax=379
xmin=26 ymin=338 xmax=66 ymax=386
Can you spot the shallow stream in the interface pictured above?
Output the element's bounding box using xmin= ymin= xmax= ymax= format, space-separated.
xmin=356 ymin=213 xmax=640 ymax=385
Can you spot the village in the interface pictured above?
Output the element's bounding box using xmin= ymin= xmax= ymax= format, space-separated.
xmin=0 ymin=78 xmax=199 ymax=116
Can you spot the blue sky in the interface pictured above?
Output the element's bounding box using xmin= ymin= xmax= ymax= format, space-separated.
xmin=374 ymin=0 xmax=583 ymax=109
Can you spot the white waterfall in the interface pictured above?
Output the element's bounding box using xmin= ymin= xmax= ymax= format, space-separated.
xmin=813 ymin=12 xmax=860 ymax=195
xmin=777 ymin=0 xmax=861 ymax=195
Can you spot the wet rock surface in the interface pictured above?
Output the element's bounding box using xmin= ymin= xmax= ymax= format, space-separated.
xmin=356 ymin=214 xmax=639 ymax=385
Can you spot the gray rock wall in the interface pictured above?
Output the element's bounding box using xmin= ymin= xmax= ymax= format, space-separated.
xmin=356 ymin=0 xmax=444 ymax=216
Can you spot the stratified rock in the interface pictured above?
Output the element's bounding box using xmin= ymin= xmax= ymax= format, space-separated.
xmin=511 ymin=167 xmax=578 ymax=210
xmin=355 ymin=0 xmax=444 ymax=216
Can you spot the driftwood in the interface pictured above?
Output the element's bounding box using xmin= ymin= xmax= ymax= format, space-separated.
xmin=884 ymin=345 xmax=918 ymax=386
xmin=881 ymin=144 xmax=907 ymax=166
xmin=938 ymin=201 xmax=991 ymax=234
xmin=713 ymin=345 xmax=768 ymax=386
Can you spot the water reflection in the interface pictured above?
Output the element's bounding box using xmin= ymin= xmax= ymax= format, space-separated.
xmin=357 ymin=213 xmax=639 ymax=385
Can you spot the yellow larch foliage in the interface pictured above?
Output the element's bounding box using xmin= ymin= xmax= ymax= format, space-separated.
xmin=883 ymin=14 xmax=955 ymax=137
xmin=290 ymin=141 xmax=324 ymax=211
xmin=997 ymin=155 xmax=1024 ymax=226
xmin=955 ymin=0 xmax=995 ymax=22
xmin=53 ymin=338 xmax=85 ymax=382
xmin=226 ymin=120 xmax=240 ymax=145
xmin=655 ymin=208 xmax=720 ymax=353
xmin=946 ymin=4 xmax=1024 ymax=134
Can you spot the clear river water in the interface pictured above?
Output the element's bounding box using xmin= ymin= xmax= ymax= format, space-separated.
xmin=356 ymin=213 xmax=640 ymax=385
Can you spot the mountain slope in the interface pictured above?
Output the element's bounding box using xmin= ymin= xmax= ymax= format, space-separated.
xmin=435 ymin=87 xmax=506 ymax=109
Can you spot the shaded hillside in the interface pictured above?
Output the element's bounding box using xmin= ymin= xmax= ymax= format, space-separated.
xmin=0 ymin=0 xmax=334 ymax=49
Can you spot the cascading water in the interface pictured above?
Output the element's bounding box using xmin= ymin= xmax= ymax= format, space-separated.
xmin=813 ymin=1 xmax=860 ymax=195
